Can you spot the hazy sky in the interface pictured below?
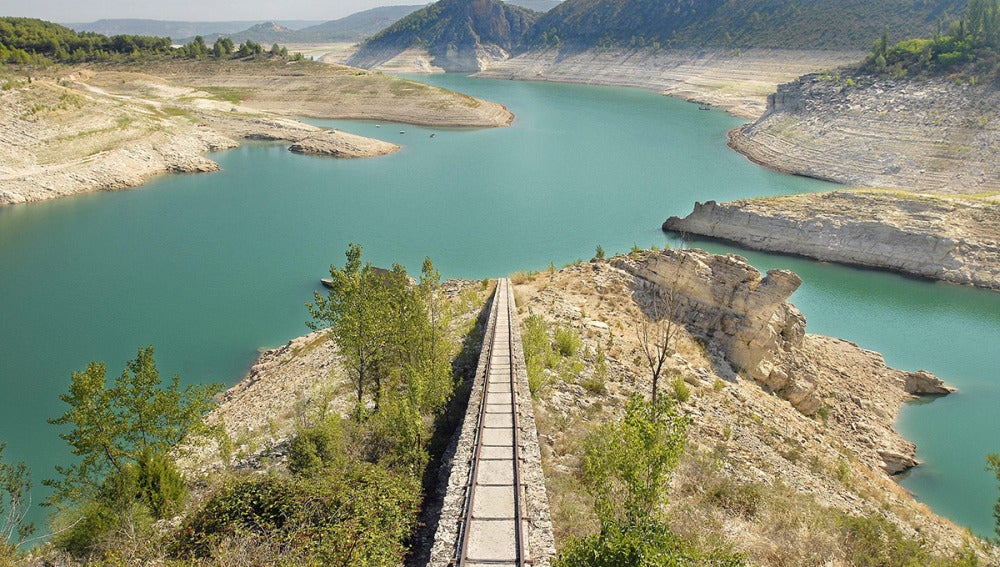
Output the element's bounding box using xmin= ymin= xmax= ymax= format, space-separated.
xmin=0 ymin=0 xmax=418 ymax=23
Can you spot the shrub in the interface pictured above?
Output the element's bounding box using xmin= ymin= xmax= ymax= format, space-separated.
xmin=581 ymin=376 xmax=607 ymax=395
xmin=555 ymin=520 xmax=746 ymax=567
xmin=838 ymin=514 xmax=929 ymax=566
xmin=554 ymin=326 xmax=582 ymax=357
xmin=672 ymin=375 xmax=691 ymax=403
xmin=288 ymin=418 xmax=345 ymax=476
xmin=523 ymin=315 xmax=553 ymax=396
xmin=583 ymin=396 xmax=688 ymax=525
xmin=595 ymin=244 xmax=605 ymax=259
xmin=706 ymin=480 xmax=762 ymax=520
xmin=176 ymin=464 xmax=419 ymax=565
xmin=835 ymin=457 xmax=852 ymax=487
xmin=135 ymin=448 xmax=187 ymax=519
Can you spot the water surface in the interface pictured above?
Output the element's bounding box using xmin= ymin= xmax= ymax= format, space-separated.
xmin=0 ymin=75 xmax=996 ymax=539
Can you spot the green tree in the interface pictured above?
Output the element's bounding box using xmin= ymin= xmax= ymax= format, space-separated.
xmin=0 ymin=443 xmax=34 ymax=559
xmin=308 ymin=245 xmax=454 ymax=420
xmin=552 ymin=396 xmax=742 ymax=566
xmin=583 ymin=396 xmax=688 ymax=526
xmin=45 ymin=346 xmax=220 ymax=509
xmin=212 ymin=37 xmax=233 ymax=57
xmin=307 ymin=244 xmax=395 ymax=415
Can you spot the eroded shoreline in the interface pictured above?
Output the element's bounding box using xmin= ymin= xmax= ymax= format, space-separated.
xmin=0 ymin=61 xmax=513 ymax=206
xmin=664 ymin=191 xmax=1000 ymax=291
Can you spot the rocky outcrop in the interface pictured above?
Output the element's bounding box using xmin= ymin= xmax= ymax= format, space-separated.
xmin=477 ymin=48 xmax=861 ymax=118
xmin=620 ymin=248 xmax=818 ymax=413
xmin=904 ymin=369 xmax=955 ymax=395
xmin=663 ymin=191 xmax=1000 ymax=291
xmin=615 ymin=248 xmax=952 ymax=475
xmin=288 ymin=130 xmax=399 ymax=158
xmin=729 ymin=72 xmax=1000 ymax=192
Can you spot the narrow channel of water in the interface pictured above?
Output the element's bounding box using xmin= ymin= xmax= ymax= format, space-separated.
xmin=0 ymin=74 xmax=996 ymax=539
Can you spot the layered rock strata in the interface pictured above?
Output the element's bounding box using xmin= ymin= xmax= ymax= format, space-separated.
xmin=729 ymin=73 xmax=1000 ymax=192
xmin=476 ymin=48 xmax=862 ymax=118
xmin=512 ymin=257 xmax=987 ymax=560
xmin=663 ymin=192 xmax=1000 ymax=291
xmin=617 ymin=248 xmax=952 ymax=474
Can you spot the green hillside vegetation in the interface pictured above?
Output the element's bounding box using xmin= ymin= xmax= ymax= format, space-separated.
xmin=0 ymin=17 xmax=299 ymax=67
xmin=523 ymin=0 xmax=966 ymax=50
xmin=354 ymin=0 xmax=540 ymax=60
xmin=864 ymin=0 xmax=1000 ymax=83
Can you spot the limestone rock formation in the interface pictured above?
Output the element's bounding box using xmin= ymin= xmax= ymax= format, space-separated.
xmin=621 ymin=248 xmax=819 ymax=414
xmin=663 ymin=192 xmax=1000 ymax=291
xmin=616 ymin=248 xmax=953 ymax=475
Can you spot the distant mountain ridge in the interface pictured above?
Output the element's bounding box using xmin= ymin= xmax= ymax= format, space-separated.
xmin=525 ymin=0 xmax=967 ymax=50
xmin=350 ymin=0 xmax=967 ymax=71
xmin=349 ymin=0 xmax=540 ymax=70
xmin=64 ymin=19 xmax=324 ymax=39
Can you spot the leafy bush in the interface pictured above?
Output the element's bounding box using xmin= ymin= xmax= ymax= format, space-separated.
xmin=838 ymin=514 xmax=929 ymax=566
xmin=523 ymin=315 xmax=553 ymax=395
xmin=176 ymin=474 xmax=298 ymax=558
xmin=554 ymin=325 xmax=582 ymax=357
xmin=671 ymin=375 xmax=691 ymax=403
xmin=176 ymin=463 xmax=419 ymax=565
xmin=0 ymin=443 xmax=32 ymax=558
xmin=583 ymin=396 xmax=689 ymax=526
xmin=135 ymin=448 xmax=187 ymax=519
xmin=288 ymin=418 xmax=345 ymax=476
xmin=555 ymin=519 xmax=746 ymax=567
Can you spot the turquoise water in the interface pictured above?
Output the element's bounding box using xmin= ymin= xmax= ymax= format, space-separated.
xmin=0 ymin=74 xmax=997 ymax=540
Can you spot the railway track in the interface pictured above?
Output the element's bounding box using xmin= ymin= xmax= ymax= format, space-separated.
xmin=453 ymin=278 xmax=530 ymax=566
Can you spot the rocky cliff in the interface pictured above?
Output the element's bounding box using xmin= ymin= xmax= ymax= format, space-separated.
xmin=729 ymin=72 xmax=1000 ymax=193
xmin=663 ymin=191 xmax=1000 ymax=291
xmin=617 ymin=248 xmax=953 ymax=474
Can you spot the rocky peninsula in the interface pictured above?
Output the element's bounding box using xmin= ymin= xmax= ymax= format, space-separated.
xmin=177 ymin=248 xmax=994 ymax=564
xmin=729 ymin=72 xmax=1000 ymax=191
xmin=664 ymin=191 xmax=1000 ymax=291
xmin=0 ymin=60 xmax=511 ymax=206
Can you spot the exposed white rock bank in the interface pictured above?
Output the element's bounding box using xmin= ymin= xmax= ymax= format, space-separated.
xmin=663 ymin=192 xmax=1000 ymax=291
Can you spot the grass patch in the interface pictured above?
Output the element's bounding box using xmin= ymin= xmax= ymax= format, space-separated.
xmin=199 ymin=86 xmax=250 ymax=104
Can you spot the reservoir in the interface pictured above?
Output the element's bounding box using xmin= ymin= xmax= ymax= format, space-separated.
xmin=0 ymin=74 xmax=997 ymax=538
